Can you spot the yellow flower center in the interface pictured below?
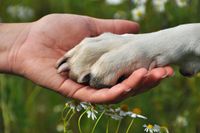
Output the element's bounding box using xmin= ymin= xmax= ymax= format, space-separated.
xmin=136 ymin=11 xmax=142 ymax=17
xmin=132 ymin=108 xmax=142 ymax=114
xmin=120 ymin=104 xmax=129 ymax=112
xmin=147 ymin=124 xmax=153 ymax=129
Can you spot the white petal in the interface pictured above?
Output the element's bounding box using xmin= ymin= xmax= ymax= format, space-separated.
xmin=93 ymin=110 xmax=98 ymax=114
xmin=115 ymin=108 xmax=121 ymax=112
xmin=153 ymin=124 xmax=160 ymax=131
xmin=76 ymin=105 xmax=82 ymax=112
xmin=144 ymin=128 xmax=148 ymax=132
xmin=131 ymin=114 xmax=137 ymax=118
xmin=137 ymin=114 xmax=147 ymax=119
xmin=87 ymin=111 xmax=92 ymax=118
xmin=80 ymin=103 xmax=88 ymax=109
xmin=110 ymin=108 xmax=115 ymax=112
xmin=119 ymin=111 xmax=126 ymax=116
xmin=92 ymin=113 xmax=97 ymax=120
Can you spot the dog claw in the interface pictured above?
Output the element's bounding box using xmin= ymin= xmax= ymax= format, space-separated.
xmin=56 ymin=56 xmax=68 ymax=68
xmin=57 ymin=63 xmax=69 ymax=73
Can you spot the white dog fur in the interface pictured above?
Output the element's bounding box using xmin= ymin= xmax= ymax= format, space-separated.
xmin=56 ymin=23 xmax=200 ymax=88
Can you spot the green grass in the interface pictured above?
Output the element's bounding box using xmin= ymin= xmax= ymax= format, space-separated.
xmin=1 ymin=0 xmax=200 ymax=132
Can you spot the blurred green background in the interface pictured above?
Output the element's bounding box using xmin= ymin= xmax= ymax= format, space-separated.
xmin=0 ymin=0 xmax=200 ymax=133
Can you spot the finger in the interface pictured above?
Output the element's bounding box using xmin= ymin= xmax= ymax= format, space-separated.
xmin=57 ymin=67 xmax=173 ymax=103
xmin=133 ymin=66 xmax=174 ymax=95
xmin=94 ymin=66 xmax=173 ymax=103
xmin=114 ymin=67 xmax=168 ymax=100
xmin=164 ymin=66 xmax=174 ymax=77
xmin=56 ymin=79 xmax=85 ymax=98
xmin=90 ymin=18 xmax=140 ymax=36
xmin=142 ymin=66 xmax=174 ymax=87
xmin=87 ymin=68 xmax=148 ymax=103
xmin=70 ymin=68 xmax=147 ymax=103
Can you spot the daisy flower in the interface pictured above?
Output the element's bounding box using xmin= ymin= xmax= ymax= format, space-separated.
xmin=133 ymin=0 xmax=148 ymax=5
xmin=107 ymin=105 xmax=147 ymax=120
xmin=65 ymin=101 xmax=84 ymax=112
xmin=86 ymin=107 xmax=98 ymax=120
xmin=105 ymin=0 xmax=123 ymax=5
xmin=129 ymin=107 xmax=147 ymax=119
xmin=143 ymin=124 xmax=161 ymax=133
xmin=152 ymin=0 xmax=168 ymax=12
xmin=131 ymin=5 xmax=146 ymax=21
xmin=105 ymin=107 xmax=123 ymax=120
xmin=7 ymin=5 xmax=34 ymax=20
xmin=56 ymin=123 xmax=64 ymax=132
xmin=118 ymin=104 xmax=129 ymax=117
xmin=175 ymin=115 xmax=188 ymax=127
xmin=176 ymin=0 xmax=187 ymax=7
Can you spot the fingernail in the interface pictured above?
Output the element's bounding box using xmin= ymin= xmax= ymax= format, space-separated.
xmin=162 ymin=74 xmax=168 ymax=79
xmin=125 ymin=88 xmax=132 ymax=92
xmin=165 ymin=72 xmax=175 ymax=78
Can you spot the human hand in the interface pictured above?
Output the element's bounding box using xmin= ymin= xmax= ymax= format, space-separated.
xmin=4 ymin=14 xmax=173 ymax=103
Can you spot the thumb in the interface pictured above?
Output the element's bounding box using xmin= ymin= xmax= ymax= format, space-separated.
xmin=89 ymin=17 xmax=140 ymax=36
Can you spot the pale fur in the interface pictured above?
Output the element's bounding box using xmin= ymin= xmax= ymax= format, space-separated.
xmin=56 ymin=23 xmax=200 ymax=88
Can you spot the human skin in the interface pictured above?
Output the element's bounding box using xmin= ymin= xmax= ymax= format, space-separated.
xmin=0 ymin=14 xmax=174 ymax=103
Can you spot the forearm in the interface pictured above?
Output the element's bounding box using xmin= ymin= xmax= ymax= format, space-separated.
xmin=0 ymin=23 xmax=30 ymax=73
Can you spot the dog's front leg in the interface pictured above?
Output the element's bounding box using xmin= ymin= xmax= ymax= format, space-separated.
xmin=89 ymin=24 xmax=200 ymax=88
xmin=57 ymin=23 xmax=200 ymax=88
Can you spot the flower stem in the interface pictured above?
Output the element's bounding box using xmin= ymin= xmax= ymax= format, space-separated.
xmin=91 ymin=110 xmax=105 ymax=133
xmin=64 ymin=110 xmax=75 ymax=133
xmin=63 ymin=108 xmax=72 ymax=133
xmin=125 ymin=119 xmax=134 ymax=133
xmin=63 ymin=109 xmax=72 ymax=122
xmin=66 ymin=110 xmax=75 ymax=126
xmin=78 ymin=110 xmax=88 ymax=133
xmin=61 ymin=105 xmax=68 ymax=119
xmin=115 ymin=119 xmax=122 ymax=133
xmin=106 ymin=118 xmax=110 ymax=133
xmin=161 ymin=126 xmax=169 ymax=133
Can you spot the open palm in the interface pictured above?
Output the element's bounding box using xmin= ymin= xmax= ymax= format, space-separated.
xmin=12 ymin=14 xmax=173 ymax=103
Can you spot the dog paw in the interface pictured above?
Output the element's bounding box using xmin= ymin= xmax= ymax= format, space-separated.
xmin=56 ymin=32 xmax=171 ymax=88
xmin=56 ymin=33 xmax=132 ymax=85
xmin=56 ymin=34 xmax=158 ymax=88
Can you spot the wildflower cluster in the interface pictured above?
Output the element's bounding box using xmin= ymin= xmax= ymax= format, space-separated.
xmin=105 ymin=0 xmax=188 ymax=21
xmin=143 ymin=124 xmax=170 ymax=133
xmin=7 ymin=5 xmax=34 ymax=20
xmin=131 ymin=0 xmax=188 ymax=21
xmin=65 ymin=101 xmax=98 ymax=120
xmin=105 ymin=104 xmax=147 ymax=120
xmin=105 ymin=0 xmax=123 ymax=5
xmin=61 ymin=100 xmax=169 ymax=133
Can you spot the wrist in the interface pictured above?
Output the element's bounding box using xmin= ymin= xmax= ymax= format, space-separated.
xmin=0 ymin=23 xmax=31 ymax=74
